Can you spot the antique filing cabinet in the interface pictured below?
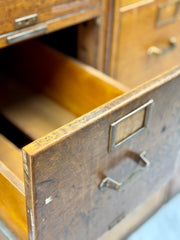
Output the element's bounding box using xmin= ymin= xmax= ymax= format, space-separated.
xmin=109 ymin=0 xmax=180 ymax=88
xmin=0 ymin=1 xmax=180 ymax=240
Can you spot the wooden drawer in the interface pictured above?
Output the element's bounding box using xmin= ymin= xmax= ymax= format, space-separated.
xmin=110 ymin=0 xmax=180 ymax=88
xmin=0 ymin=41 xmax=180 ymax=240
xmin=0 ymin=0 xmax=102 ymax=50
xmin=0 ymin=0 xmax=99 ymax=35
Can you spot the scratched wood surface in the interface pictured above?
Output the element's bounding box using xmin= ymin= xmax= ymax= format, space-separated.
xmin=0 ymin=41 xmax=126 ymax=239
xmin=1 ymin=40 xmax=180 ymax=239
xmin=99 ymin=184 xmax=169 ymax=240
xmin=22 ymin=67 xmax=180 ymax=239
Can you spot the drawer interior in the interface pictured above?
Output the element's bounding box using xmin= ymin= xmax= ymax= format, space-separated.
xmin=0 ymin=41 xmax=127 ymax=239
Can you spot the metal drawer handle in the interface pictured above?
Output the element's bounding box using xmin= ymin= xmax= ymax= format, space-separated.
xmin=99 ymin=151 xmax=150 ymax=192
xmin=7 ymin=25 xmax=47 ymax=44
xmin=147 ymin=37 xmax=177 ymax=56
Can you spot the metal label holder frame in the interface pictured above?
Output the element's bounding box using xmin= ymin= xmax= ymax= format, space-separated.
xmin=156 ymin=0 xmax=180 ymax=27
xmin=109 ymin=99 xmax=154 ymax=152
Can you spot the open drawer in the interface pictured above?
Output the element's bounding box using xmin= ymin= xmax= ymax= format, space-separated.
xmin=0 ymin=41 xmax=180 ymax=240
xmin=0 ymin=0 xmax=99 ymax=35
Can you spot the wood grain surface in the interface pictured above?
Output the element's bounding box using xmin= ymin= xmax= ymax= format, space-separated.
xmin=23 ymin=67 xmax=180 ymax=239
xmin=0 ymin=2 xmax=101 ymax=51
xmin=0 ymin=0 xmax=99 ymax=35
xmin=6 ymin=41 xmax=125 ymax=117
xmin=0 ymin=77 xmax=76 ymax=140
xmin=110 ymin=0 xmax=180 ymax=88
xmin=0 ymin=135 xmax=28 ymax=240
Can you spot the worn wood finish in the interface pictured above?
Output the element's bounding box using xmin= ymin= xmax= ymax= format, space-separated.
xmin=0 ymin=38 xmax=180 ymax=239
xmin=0 ymin=1 xmax=109 ymax=71
xmin=0 ymin=135 xmax=28 ymax=240
xmin=0 ymin=4 xmax=101 ymax=52
xmin=22 ymin=66 xmax=180 ymax=239
xmin=110 ymin=0 xmax=180 ymax=88
xmin=0 ymin=41 xmax=126 ymax=239
xmin=99 ymin=184 xmax=169 ymax=240
xmin=0 ymin=0 xmax=99 ymax=35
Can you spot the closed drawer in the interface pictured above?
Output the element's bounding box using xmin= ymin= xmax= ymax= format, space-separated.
xmin=0 ymin=41 xmax=180 ymax=240
xmin=110 ymin=0 xmax=180 ymax=88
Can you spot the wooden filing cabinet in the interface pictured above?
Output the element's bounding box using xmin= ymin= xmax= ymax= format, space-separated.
xmin=0 ymin=1 xmax=180 ymax=240
xmin=109 ymin=0 xmax=180 ymax=88
xmin=0 ymin=0 xmax=109 ymax=70
xmin=0 ymin=0 xmax=100 ymax=37
xmin=0 ymin=0 xmax=100 ymax=35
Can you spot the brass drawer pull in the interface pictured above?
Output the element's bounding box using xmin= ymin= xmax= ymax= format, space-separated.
xmin=99 ymin=151 xmax=150 ymax=192
xmin=147 ymin=37 xmax=177 ymax=56
xmin=7 ymin=25 xmax=47 ymax=44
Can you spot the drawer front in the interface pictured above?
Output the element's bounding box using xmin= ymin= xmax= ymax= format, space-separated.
xmin=0 ymin=0 xmax=99 ymax=35
xmin=23 ymin=69 xmax=180 ymax=240
xmin=110 ymin=0 xmax=180 ymax=88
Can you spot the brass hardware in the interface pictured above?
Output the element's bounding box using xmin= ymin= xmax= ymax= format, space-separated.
xmin=99 ymin=151 xmax=150 ymax=192
xmin=147 ymin=37 xmax=177 ymax=56
xmin=15 ymin=14 xmax=38 ymax=30
xmin=7 ymin=25 xmax=47 ymax=44
xmin=156 ymin=0 xmax=180 ymax=27
xmin=109 ymin=100 xmax=154 ymax=152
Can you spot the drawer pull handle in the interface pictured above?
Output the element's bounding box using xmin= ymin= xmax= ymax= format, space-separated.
xmin=147 ymin=37 xmax=177 ymax=56
xmin=99 ymin=151 xmax=150 ymax=192
xmin=7 ymin=25 xmax=47 ymax=44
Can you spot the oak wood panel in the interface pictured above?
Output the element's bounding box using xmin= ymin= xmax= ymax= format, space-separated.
xmin=7 ymin=41 xmax=126 ymax=117
xmin=23 ymin=67 xmax=180 ymax=240
xmin=0 ymin=0 xmax=99 ymax=35
xmin=0 ymin=135 xmax=28 ymax=240
xmin=110 ymin=0 xmax=180 ymax=88
xmin=0 ymin=77 xmax=76 ymax=140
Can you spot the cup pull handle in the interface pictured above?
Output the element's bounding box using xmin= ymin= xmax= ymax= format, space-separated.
xmin=147 ymin=37 xmax=176 ymax=56
xmin=99 ymin=151 xmax=150 ymax=192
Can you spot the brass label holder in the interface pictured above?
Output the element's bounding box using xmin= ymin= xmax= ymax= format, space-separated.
xmin=156 ymin=0 xmax=180 ymax=27
xmin=109 ymin=99 xmax=154 ymax=152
